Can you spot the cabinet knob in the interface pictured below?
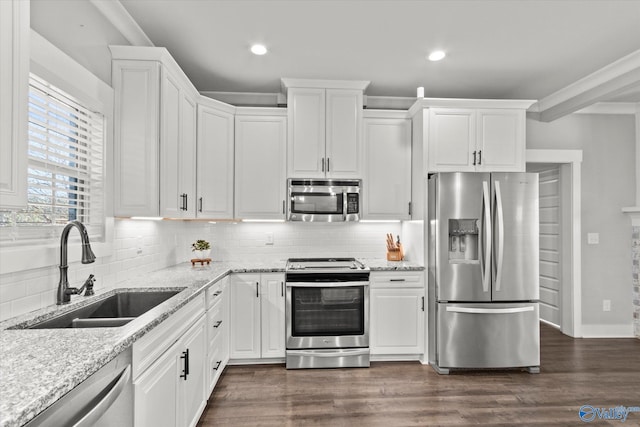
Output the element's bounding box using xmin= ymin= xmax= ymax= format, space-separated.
xmin=478 ymin=150 xmax=482 ymax=165
xmin=472 ymin=151 xmax=477 ymax=166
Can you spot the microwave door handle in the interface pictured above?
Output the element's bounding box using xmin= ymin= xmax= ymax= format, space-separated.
xmin=343 ymin=191 xmax=348 ymax=221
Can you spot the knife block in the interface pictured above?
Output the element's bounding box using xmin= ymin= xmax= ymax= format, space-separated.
xmin=386 ymin=244 xmax=404 ymax=261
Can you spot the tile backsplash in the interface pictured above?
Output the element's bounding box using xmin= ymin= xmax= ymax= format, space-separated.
xmin=0 ymin=219 xmax=417 ymax=320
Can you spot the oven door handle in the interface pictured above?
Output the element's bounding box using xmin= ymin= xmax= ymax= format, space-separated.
xmin=287 ymin=349 xmax=370 ymax=358
xmin=285 ymin=281 xmax=369 ymax=288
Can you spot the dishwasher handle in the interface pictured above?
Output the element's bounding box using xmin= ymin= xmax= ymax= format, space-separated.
xmin=73 ymin=365 xmax=131 ymax=427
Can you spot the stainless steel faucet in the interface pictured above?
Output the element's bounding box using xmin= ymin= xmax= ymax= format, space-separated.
xmin=56 ymin=220 xmax=96 ymax=304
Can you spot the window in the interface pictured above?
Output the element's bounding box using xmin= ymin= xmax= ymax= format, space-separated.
xmin=0 ymin=74 xmax=105 ymax=244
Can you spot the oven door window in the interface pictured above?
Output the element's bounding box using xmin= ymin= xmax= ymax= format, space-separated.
xmin=291 ymin=286 xmax=364 ymax=336
xmin=290 ymin=192 xmax=343 ymax=215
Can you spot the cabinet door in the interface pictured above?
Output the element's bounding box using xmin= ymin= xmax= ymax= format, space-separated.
xmin=370 ymin=288 xmax=424 ymax=355
xmin=196 ymin=103 xmax=234 ymax=218
xmin=325 ymin=89 xmax=362 ymax=178
xmin=476 ymin=109 xmax=525 ymax=172
xmin=229 ymin=273 xmax=262 ymax=359
xmin=260 ymin=273 xmax=286 ymax=358
xmin=178 ymin=92 xmax=197 ymax=218
xmin=363 ymin=117 xmax=411 ymax=219
xmin=159 ymin=69 xmax=182 ymax=218
xmin=427 ymin=108 xmax=475 ymax=172
xmin=0 ymin=0 xmax=28 ymax=209
xmin=134 ymin=340 xmax=180 ymax=427
xmin=113 ymin=60 xmax=161 ymax=216
xmin=287 ymin=88 xmax=326 ymax=178
xmin=235 ymin=115 xmax=287 ymax=219
xmin=179 ymin=316 xmax=206 ymax=427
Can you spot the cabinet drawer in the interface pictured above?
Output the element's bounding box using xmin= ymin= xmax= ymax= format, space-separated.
xmin=370 ymin=271 xmax=424 ymax=288
xmin=207 ymin=301 xmax=224 ymax=345
xmin=206 ymin=281 xmax=224 ymax=310
xmin=207 ymin=332 xmax=226 ymax=393
xmin=133 ymin=293 xmax=205 ymax=379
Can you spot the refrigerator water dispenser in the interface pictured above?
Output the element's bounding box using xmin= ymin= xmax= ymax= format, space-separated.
xmin=448 ymin=219 xmax=478 ymax=262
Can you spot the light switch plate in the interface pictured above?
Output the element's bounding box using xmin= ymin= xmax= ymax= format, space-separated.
xmin=587 ymin=233 xmax=599 ymax=245
xmin=266 ymin=232 xmax=274 ymax=245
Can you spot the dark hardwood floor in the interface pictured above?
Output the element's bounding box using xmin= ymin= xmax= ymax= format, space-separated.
xmin=197 ymin=324 xmax=640 ymax=426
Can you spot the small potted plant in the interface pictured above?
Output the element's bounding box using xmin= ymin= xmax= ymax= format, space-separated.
xmin=191 ymin=239 xmax=211 ymax=260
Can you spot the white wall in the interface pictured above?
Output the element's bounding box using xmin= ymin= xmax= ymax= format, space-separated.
xmin=527 ymin=114 xmax=636 ymax=332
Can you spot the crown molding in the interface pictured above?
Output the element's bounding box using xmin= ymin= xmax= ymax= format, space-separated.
xmin=89 ymin=0 xmax=153 ymax=47
xmin=573 ymin=102 xmax=639 ymax=115
xmin=280 ymin=78 xmax=370 ymax=95
xmin=530 ymin=49 xmax=640 ymax=122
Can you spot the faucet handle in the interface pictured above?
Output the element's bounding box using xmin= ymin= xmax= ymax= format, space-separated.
xmin=83 ymin=274 xmax=96 ymax=296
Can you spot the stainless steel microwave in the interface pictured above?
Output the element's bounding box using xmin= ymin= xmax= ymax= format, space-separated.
xmin=287 ymin=179 xmax=361 ymax=222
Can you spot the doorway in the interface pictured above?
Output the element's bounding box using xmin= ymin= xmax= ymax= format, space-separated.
xmin=526 ymin=149 xmax=583 ymax=338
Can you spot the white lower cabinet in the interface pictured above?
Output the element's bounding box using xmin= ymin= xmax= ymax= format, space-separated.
xmin=132 ymin=292 xmax=210 ymax=427
xmin=134 ymin=315 xmax=206 ymax=427
xmin=370 ymin=272 xmax=425 ymax=356
xmin=229 ymin=273 xmax=285 ymax=360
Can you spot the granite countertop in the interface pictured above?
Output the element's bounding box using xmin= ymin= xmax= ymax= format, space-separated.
xmin=0 ymin=258 xmax=423 ymax=427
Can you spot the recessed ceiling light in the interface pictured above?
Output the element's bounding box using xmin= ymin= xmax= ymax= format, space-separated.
xmin=428 ymin=50 xmax=446 ymax=61
xmin=250 ymin=44 xmax=268 ymax=55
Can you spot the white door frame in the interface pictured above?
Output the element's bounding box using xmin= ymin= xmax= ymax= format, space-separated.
xmin=526 ymin=149 xmax=583 ymax=338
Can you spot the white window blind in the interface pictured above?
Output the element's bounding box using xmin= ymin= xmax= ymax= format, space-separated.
xmin=0 ymin=74 xmax=105 ymax=243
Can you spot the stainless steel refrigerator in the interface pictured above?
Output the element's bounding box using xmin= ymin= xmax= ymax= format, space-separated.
xmin=427 ymin=172 xmax=540 ymax=374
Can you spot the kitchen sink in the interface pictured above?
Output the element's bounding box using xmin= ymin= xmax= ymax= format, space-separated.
xmin=22 ymin=290 xmax=183 ymax=329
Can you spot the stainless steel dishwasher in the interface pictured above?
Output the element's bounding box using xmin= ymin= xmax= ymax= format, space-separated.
xmin=25 ymin=348 xmax=133 ymax=427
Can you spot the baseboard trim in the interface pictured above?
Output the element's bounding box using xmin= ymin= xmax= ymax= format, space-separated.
xmin=581 ymin=323 xmax=635 ymax=338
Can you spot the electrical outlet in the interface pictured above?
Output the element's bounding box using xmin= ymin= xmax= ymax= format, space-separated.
xmin=603 ymin=299 xmax=611 ymax=312
xmin=587 ymin=233 xmax=599 ymax=245
xmin=266 ymin=232 xmax=274 ymax=245
xmin=136 ymin=236 xmax=143 ymax=254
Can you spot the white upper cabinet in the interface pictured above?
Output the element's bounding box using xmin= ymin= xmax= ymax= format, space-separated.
xmin=0 ymin=0 xmax=28 ymax=209
xmin=287 ymin=87 xmax=325 ymax=178
xmin=111 ymin=46 xmax=200 ymax=218
xmin=234 ymin=109 xmax=287 ymax=220
xmin=475 ymin=109 xmax=526 ymax=171
xmin=196 ymin=98 xmax=235 ymax=219
xmin=363 ymin=111 xmax=412 ymax=220
xmin=283 ymin=79 xmax=369 ymax=179
xmin=112 ymin=59 xmax=161 ymax=217
xmin=428 ymin=108 xmax=476 ymax=172
xmin=415 ymin=99 xmax=534 ymax=173
xmin=325 ymin=89 xmax=362 ymax=177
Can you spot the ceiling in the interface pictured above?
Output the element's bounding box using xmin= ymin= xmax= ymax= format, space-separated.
xmin=31 ymin=0 xmax=640 ymax=117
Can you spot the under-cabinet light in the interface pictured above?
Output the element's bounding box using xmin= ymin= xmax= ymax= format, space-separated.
xmin=241 ymin=219 xmax=285 ymax=223
xmin=130 ymin=216 xmax=163 ymax=221
xmin=359 ymin=220 xmax=401 ymax=223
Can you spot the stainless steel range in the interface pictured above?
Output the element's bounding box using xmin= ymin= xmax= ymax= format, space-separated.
xmin=285 ymin=257 xmax=370 ymax=369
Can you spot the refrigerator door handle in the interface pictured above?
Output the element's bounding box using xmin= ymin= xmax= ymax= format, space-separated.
xmin=480 ymin=180 xmax=492 ymax=293
xmin=446 ymin=306 xmax=534 ymax=314
xmin=494 ymin=180 xmax=505 ymax=292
